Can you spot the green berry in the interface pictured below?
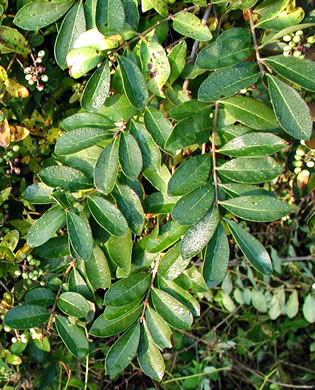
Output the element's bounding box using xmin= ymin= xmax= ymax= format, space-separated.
xmin=7 ymin=151 xmax=13 ymax=159
xmin=283 ymin=51 xmax=291 ymax=56
xmin=293 ymin=36 xmax=301 ymax=43
xmin=294 ymin=167 xmax=302 ymax=174
xmin=283 ymin=45 xmax=291 ymax=52
xmin=293 ymin=160 xmax=303 ymax=167
xmin=26 ymin=255 xmax=33 ymax=261
xmin=12 ymin=145 xmax=20 ymax=153
xmin=283 ymin=34 xmax=292 ymax=42
xmin=296 ymin=149 xmax=305 ymax=156
xmin=306 ymin=161 xmax=314 ymax=168
xmin=35 ymin=260 xmax=40 ymax=267
xmin=295 ymin=30 xmax=303 ymax=36
xmin=22 ymin=272 xmax=28 ymax=279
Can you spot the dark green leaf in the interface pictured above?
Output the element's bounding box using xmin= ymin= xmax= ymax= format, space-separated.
xmin=67 ymin=211 xmax=93 ymax=261
xmin=151 ymin=288 xmax=193 ymax=330
xmin=60 ymin=112 xmax=115 ymax=131
xmin=203 ymin=224 xmax=229 ymax=288
xmin=98 ymin=94 xmax=139 ymax=122
xmin=144 ymin=107 xmax=173 ymax=151
xmin=104 ymin=273 xmax=151 ymax=306
xmin=173 ymin=12 xmax=212 ymax=41
xmin=24 ymin=183 xmax=54 ymax=204
xmin=94 ymin=137 xmax=120 ymax=194
xmin=104 ymin=298 xmax=142 ymax=319
xmin=144 ymin=192 xmax=179 ymax=214
xmin=81 ymin=61 xmax=111 ymax=111
xmin=159 ymin=277 xmax=200 ymax=317
xmin=169 ymin=100 xmax=211 ymax=121
xmin=220 ymin=97 xmax=278 ymax=130
xmin=89 ymin=304 xmax=142 ymax=337
xmin=119 ymin=132 xmax=143 ymax=180
xmin=167 ymin=40 xmax=187 ymax=85
xmin=88 ymin=195 xmax=128 ymax=236
xmin=57 ymin=292 xmax=90 ymax=318
xmin=181 ymin=205 xmax=219 ymax=259
xmin=147 ymin=221 xmax=188 ymax=253
xmin=106 ymin=230 xmax=133 ymax=274
xmin=175 ymin=266 xmax=208 ymax=293
xmin=54 ymin=2 xmax=86 ymax=70
xmin=158 ymin=242 xmax=191 ymax=280
xmin=55 ymin=315 xmax=89 ymax=358
xmin=219 ymin=183 xmax=273 ymax=198
xmin=24 ymin=288 xmax=55 ymax=306
xmin=267 ymin=74 xmax=312 ymax=140
xmin=117 ymin=55 xmax=149 ymax=110
xmin=217 ymin=157 xmax=283 ymax=184
xmin=4 ymin=305 xmax=50 ymax=330
xmin=55 ymin=127 xmax=115 ymax=156
xmin=168 ymin=154 xmax=211 ymax=196
xmin=112 ymin=183 xmax=145 ymax=236
xmin=165 ymin=113 xmax=211 ymax=151
xmin=27 ymin=206 xmax=65 ymax=248
xmin=145 ymin=306 xmax=172 ymax=350
xmin=86 ymin=245 xmax=111 ymax=290
xmin=218 ymin=132 xmax=287 ymax=157
xmin=96 ymin=0 xmax=125 ymax=35
xmin=137 ymin=322 xmax=165 ymax=381
xmin=264 ymin=55 xmax=315 ymax=92
xmin=105 ymin=322 xmax=140 ymax=379
xmin=69 ymin=268 xmax=94 ymax=301
xmin=130 ymin=120 xmax=161 ymax=170
xmin=172 ymin=183 xmax=214 ymax=226
xmin=196 ymin=28 xmax=252 ymax=70
xmin=225 ymin=219 xmax=273 ymax=275
xmin=220 ymin=195 xmax=296 ymax=222
xmin=34 ymin=236 xmax=69 ymax=259
xmin=39 ymin=166 xmax=93 ymax=191
xmin=198 ymin=63 xmax=260 ymax=102
xmin=14 ymin=0 xmax=75 ymax=31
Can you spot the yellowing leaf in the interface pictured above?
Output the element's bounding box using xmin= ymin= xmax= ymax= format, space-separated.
xmin=10 ymin=125 xmax=30 ymax=142
xmin=5 ymin=78 xmax=29 ymax=98
xmin=0 ymin=116 xmax=11 ymax=148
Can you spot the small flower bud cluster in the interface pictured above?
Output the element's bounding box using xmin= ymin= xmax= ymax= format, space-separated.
xmin=282 ymin=30 xmax=315 ymax=58
xmin=239 ymin=83 xmax=257 ymax=97
xmin=24 ymin=50 xmax=49 ymax=92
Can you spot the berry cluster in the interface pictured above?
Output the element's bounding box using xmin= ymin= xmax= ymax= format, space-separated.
xmin=292 ymin=144 xmax=315 ymax=175
xmin=0 ymin=144 xmax=21 ymax=176
xmin=15 ymin=253 xmax=45 ymax=283
xmin=282 ymin=30 xmax=315 ymax=58
xmin=23 ymin=50 xmax=49 ymax=92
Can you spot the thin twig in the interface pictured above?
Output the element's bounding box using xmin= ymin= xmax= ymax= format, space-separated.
xmin=248 ymin=9 xmax=265 ymax=76
xmin=212 ymin=101 xmax=220 ymax=208
xmin=113 ymin=5 xmax=199 ymax=55
xmin=140 ymin=255 xmax=161 ymax=322
xmin=183 ymin=3 xmax=212 ymax=92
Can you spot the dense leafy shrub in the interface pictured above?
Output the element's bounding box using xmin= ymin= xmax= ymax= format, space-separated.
xmin=0 ymin=0 xmax=315 ymax=388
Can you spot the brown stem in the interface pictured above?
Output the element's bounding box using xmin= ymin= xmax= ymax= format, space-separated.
xmin=47 ymin=263 xmax=73 ymax=330
xmin=183 ymin=3 xmax=212 ymax=93
xmin=140 ymin=254 xmax=161 ymax=322
xmin=248 ymin=9 xmax=265 ymax=76
xmin=211 ymin=101 xmax=220 ymax=208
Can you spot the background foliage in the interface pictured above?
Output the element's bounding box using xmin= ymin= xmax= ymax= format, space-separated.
xmin=0 ymin=0 xmax=315 ymax=388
